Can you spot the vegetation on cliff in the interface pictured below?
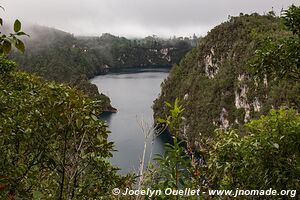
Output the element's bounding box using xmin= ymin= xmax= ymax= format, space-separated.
xmin=146 ymin=101 xmax=299 ymax=199
xmin=72 ymin=76 xmax=117 ymax=112
xmin=153 ymin=11 xmax=300 ymax=144
xmin=0 ymin=59 xmax=131 ymax=199
xmin=2 ymin=3 xmax=299 ymax=199
xmin=0 ymin=18 xmax=132 ymax=199
xmin=8 ymin=26 xmax=195 ymax=112
xmin=9 ymin=27 xmax=195 ymax=80
xmin=147 ymin=5 xmax=300 ymax=199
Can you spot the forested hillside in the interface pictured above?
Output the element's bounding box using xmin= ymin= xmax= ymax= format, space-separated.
xmin=153 ymin=13 xmax=300 ymax=143
xmin=8 ymin=25 xmax=195 ymax=112
xmin=10 ymin=25 xmax=195 ymax=81
xmin=146 ymin=7 xmax=300 ymax=197
xmin=1 ymin=3 xmax=300 ymax=199
xmin=0 ymin=19 xmax=133 ymax=199
xmin=0 ymin=58 xmax=132 ymax=198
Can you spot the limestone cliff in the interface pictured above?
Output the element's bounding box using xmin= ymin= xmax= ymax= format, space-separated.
xmin=153 ymin=14 xmax=300 ymax=143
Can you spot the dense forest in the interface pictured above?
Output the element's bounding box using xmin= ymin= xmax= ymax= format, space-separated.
xmin=10 ymin=25 xmax=196 ymax=82
xmin=8 ymin=25 xmax=195 ymax=112
xmin=0 ymin=19 xmax=135 ymax=199
xmin=150 ymin=6 xmax=300 ymax=199
xmin=153 ymin=12 xmax=300 ymax=142
xmin=1 ymin=4 xmax=299 ymax=200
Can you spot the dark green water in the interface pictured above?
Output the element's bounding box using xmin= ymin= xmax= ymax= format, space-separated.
xmin=91 ymin=68 xmax=171 ymax=173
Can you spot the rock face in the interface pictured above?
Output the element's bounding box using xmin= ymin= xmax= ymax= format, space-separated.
xmin=204 ymin=47 xmax=219 ymax=79
xmin=153 ymin=14 xmax=300 ymax=142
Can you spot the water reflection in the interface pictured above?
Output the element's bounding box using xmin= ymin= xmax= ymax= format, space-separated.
xmin=91 ymin=68 xmax=170 ymax=174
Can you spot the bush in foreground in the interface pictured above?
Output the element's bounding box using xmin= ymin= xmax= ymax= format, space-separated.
xmin=0 ymin=57 xmax=131 ymax=199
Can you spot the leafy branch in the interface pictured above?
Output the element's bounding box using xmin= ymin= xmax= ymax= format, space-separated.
xmin=0 ymin=17 xmax=29 ymax=54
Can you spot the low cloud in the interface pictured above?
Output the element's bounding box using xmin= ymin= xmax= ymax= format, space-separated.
xmin=2 ymin=0 xmax=298 ymax=37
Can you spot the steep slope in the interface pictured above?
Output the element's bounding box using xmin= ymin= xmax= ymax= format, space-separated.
xmin=10 ymin=25 xmax=103 ymax=82
xmin=9 ymin=25 xmax=194 ymax=111
xmin=77 ymin=33 xmax=195 ymax=69
xmin=0 ymin=56 xmax=128 ymax=199
xmin=6 ymin=25 xmax=116 ymax=111
xmin=10 ymin=26 xmax=195 ymax=82
xmin=153 ymin=14 xmax=300 ymax=143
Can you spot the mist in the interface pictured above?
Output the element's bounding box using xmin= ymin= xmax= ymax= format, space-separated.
xmin=2 ymin=0 xmax=299 ymax=37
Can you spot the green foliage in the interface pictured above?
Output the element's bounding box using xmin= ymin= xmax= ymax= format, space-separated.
xmin=154 ymin=12 xmax=300 ymax=144
xmin=150 ymin=101 xmax=300 ymax=199
xmin=282 ymin=4 xmax=300 ymax=36
xmin=10 ymin=29 xmax=194 ymax=83
xmin=206 ymin=108 xmax=300 ymax=190
xmin=13 ymin=19 xmax=21 ymax=32
xmin=9 ymin=27 xmax=193 ymax=113
xmin=252 ymin=37 xmax=300 ymax=80
xmin=155 ymin=100 xmax=189 ymax=192
xmin=0 ymin=56 xmax=16 ymax=77
xmin=152 ymin=12 xmax=300 ymax=197
xmin=144 ymin=99 xmax=202 ymax=200
xmin=0 ymin=57 xmax=132 ymax=199
xmin=0 ymin=17 xmax=28 ymax=54
xmin=158 ymin=98 xmax=185 ymax=137
xmin=152 ymin=138 xmax=191 ymax=190
xmin=72 ymin=77 xmax=117 ymax=112
xmin=252 ymin=5 xmax=300 ymax=81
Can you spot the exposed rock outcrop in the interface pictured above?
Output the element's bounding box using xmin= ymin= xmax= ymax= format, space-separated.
xmin=153 ymin=14 xmax=300 ymax=143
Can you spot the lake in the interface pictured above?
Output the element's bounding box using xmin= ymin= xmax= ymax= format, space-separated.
xmin=91 ymin=67 xmax=170 ymax=174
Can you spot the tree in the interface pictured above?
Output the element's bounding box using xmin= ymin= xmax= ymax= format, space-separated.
xmin=283 ymin=4 xmax=300 ymax=36
xmin=0 ymin=10 xmax=28 ymax=54
xmin=0 ymin=12 xmax=132 ymax=199
xmin=252 ymin=5 xmax=300 ymax=81
xmin=206 ymin=108 xmax=300 ymax=191
xmin=0 ymin=56 xmax=133 ymax=199
xmin=143 ymin=99 xmax=202 ymax=200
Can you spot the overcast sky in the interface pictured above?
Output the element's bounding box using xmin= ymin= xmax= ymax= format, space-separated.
xmin=1 ymin=0 xmax=299 ymax=38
